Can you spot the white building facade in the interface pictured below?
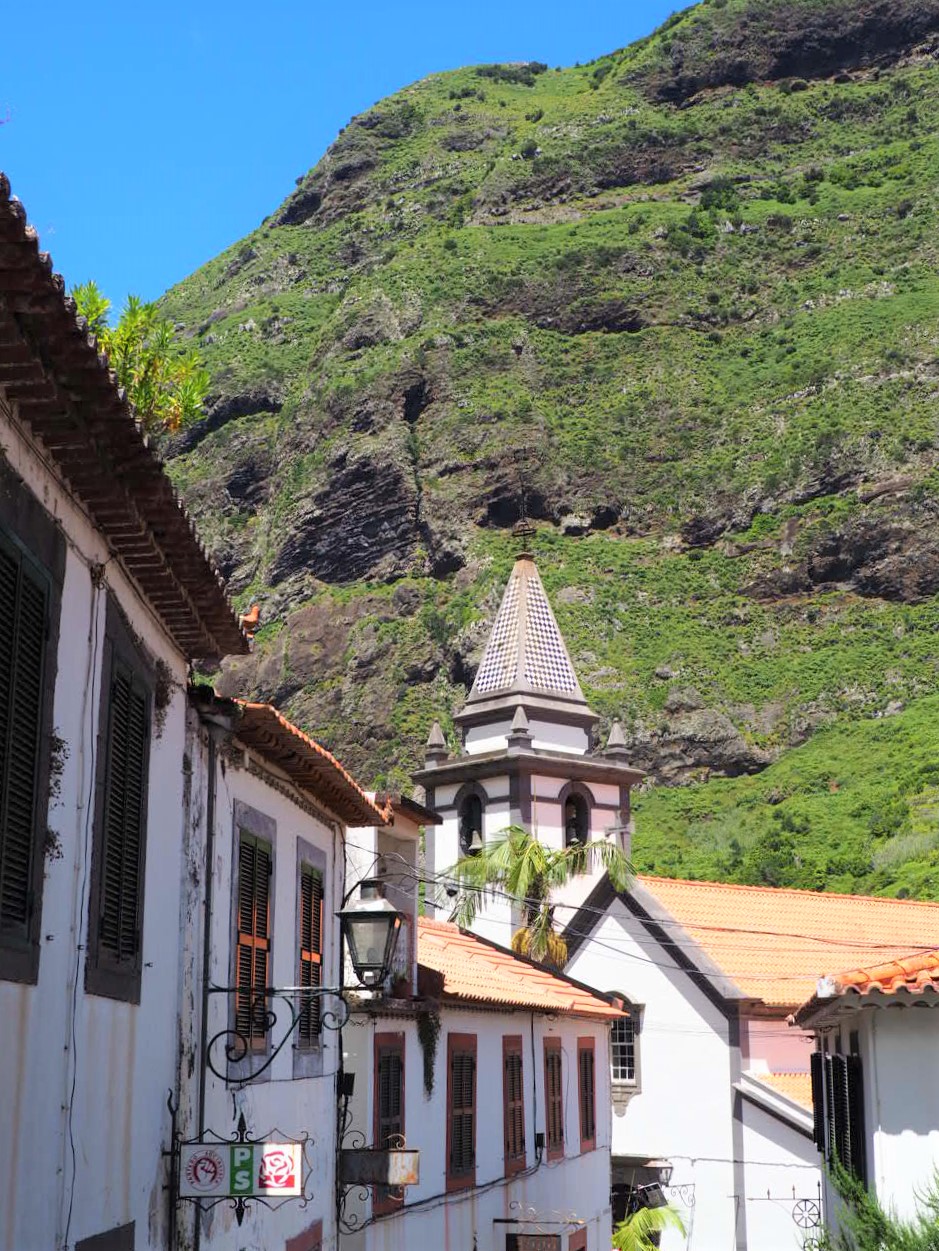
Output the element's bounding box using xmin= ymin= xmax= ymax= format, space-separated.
xmin=340 ymin=914 xmax=623 ymax=1251
xmin=0 ymin=179 xmax=246 ymax=1251
xmin=173 ymin=694 xmax=389 ymax=1251
xmin=795 ymin=950 xmax=939 ymax=1230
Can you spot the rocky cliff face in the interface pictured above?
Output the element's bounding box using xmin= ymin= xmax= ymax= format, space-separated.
xmin=162 ymin=0 xmax=939 ymax=894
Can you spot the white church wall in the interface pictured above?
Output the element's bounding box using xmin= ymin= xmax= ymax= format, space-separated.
xmin=529 ymin=718 xmax=590 ymax=754
xmin=739 ymin=1099 xmax=819 ymax=1251
xmin=564 ymin=899 xmax=741 ymax=1251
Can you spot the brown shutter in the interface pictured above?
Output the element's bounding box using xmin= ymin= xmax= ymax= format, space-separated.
xmin=236 ymin=836 xmax=272 ymax=1048
xmin=447 ymin=1036 xmax=477 ymax=1184
xmin=0 ymin=541 xmax=47 ymax=936
xmin=503 ymin=1037 xmax=526 ymax=1174
xmin=298 ymin=866 xmax=323 ymax=1044
xmin=578 ymin=1040 xmax=596 ymax=1149
xmin=545 ymin=1041 xmax=564 ymax=1158
xmin=99 ymin=662 xmax=149 ymax=964
xmin=373 ymin=1033 xmax=405 ymax=1213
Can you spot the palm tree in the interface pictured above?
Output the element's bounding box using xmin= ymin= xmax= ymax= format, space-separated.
xmin=613 ymin=1204 xmax=686 ymax=1250
xmin=448 ymin=825 xmax=632 ymax=965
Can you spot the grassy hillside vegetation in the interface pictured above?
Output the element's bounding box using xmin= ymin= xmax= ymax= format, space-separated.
xmin=161 ymin=0 xmax=939 ymax=898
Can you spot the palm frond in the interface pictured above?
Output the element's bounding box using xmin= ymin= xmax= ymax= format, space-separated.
xmin=613 ymin=1204 xmax=686 ymax=1251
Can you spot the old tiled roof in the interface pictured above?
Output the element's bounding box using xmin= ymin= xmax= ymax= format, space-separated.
xmin=233 ymin=700 xmax=388 ymax=827
xmin=0 ymin=175 xmax=246 ymax=659
xmin=794 ymin=948 xmax=939 ymax=1025
xmin=458 ymin=555 xmax=597 ymax=724
xmin=836 ymin=948 xmax=939 ymax=996
xmin=637 ymin=876 xmax=939 ymax=1009
xmin=752 ymin=1072 xmax=813 ymax=1110
xmin=417 ymin=917 xmax=625 ymax=1019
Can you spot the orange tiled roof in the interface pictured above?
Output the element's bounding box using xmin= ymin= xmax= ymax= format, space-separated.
xmin=752 ymin=1072 xmax=813 ymax=1110
xmin=836 ymin=948 xmax=939 ymax=997
xmin=233 ymin=700 xmax=388 ymax=827
xmin=417 ymin=917 xmax=624 ymax=1020
xmin=637 ymin=876 xmax=939 ymax=1009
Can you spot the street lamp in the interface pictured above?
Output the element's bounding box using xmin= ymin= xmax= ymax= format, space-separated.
xmin=339 ymin=879 xmax=405 ymax=988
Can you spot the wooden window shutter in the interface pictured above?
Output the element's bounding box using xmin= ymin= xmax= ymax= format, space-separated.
xmin=810 ymin=1050 xmax=826 ymax=1152
xmin=0 ymin=538 xmax=47 ymax=939
xmin=99 ymin=661 xmax=149 ymax=965
xmin=374 ymin=1033 xmax=405 ymax=1212
xmin=298 ymin=865 xmax=323 ymax=1044
xmin=544 ymin=1039 xmax=564 ymax=1159
xmin=846 ymin=1054 xmax=867 ymax=1185
xmin=236 ymin=835 xmax=272 ymax=1048
xmin=447 ymin=1035 xmax=477 ymax=1186
xmin=503 ymin=1036 xmax=525 ymax=1174
xmin=578 ymin=1039 xmax=596 ymax=1150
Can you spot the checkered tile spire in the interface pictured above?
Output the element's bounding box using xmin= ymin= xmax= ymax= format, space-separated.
xmin=466 ymin=557 xmax=590 ymax=710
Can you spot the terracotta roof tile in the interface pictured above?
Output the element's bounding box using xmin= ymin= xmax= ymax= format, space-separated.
xmin=752 ymin=1072 xmax=813 ymax=1110
xmin=835 ymin=948 xmax=939 ymax=997
xmin=417 ymin=917 xmax=624 ymax=1020
xmin=638 ymin=876 xmax=939 ymax=1009
xmin=232 ymin=700 xmax=388 ymax=827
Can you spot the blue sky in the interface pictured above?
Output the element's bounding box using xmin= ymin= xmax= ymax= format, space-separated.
xmin=2 ymin=1 xmax=679 ymax=307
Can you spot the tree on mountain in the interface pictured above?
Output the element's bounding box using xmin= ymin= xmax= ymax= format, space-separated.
xmin=449 ymin=824 xmax=632 ymax=968
xmin=72 ymin=281 xmax=208 ymax=432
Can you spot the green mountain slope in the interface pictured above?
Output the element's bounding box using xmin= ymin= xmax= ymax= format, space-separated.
xmin=162 ymin=0 xmax=939 ymax=897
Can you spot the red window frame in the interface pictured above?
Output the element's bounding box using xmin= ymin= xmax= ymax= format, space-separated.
xmin=569 ymin=1226 xmax=588 ymax=1251
xmin=577 ymin=1037 xmax=596 ymax=1152
xmin=373 ymin=1032 xmax=405 ymax=1215
xmin=446 ymin=1033 xmax=477 ymax=1192
xmin=503 ymin=1035 xmax=526 ymax=1176
xmin=544 ymin=1037 xmax=564 ymax=1161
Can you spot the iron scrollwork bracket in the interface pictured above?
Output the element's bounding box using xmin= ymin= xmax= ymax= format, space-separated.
xmin=205 ymin=984 xmax=349 ymax=1088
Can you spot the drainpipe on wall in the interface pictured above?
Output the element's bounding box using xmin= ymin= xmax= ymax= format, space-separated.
xmin=193 ymin=716 xmax=224 ymax=1251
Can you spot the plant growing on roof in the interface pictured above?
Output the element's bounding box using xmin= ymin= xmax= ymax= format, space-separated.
xmin=72 ymin=281 xmax=209 ymax=432
xmin=449 ymin=824 xmax=632 ymax=968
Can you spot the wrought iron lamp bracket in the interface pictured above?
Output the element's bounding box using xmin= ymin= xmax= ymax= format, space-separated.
xmin=205 ymin=984 xmax=349 ymax=1088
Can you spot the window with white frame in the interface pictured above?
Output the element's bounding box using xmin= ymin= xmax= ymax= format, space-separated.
xmin=611 ymin=1002 xmax=640 ymax=1085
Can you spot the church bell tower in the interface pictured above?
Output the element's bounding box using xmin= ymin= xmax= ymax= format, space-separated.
xmin=413 ymin=539 xmax=642 ymax=943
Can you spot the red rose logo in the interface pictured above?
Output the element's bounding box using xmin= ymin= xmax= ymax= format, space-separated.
xmin=258 ymin=1148 xmax=297 ymax=1191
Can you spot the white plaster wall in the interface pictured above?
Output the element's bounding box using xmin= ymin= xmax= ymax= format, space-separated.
xmin=181 ymin=755 xmax=344 ymax=1251
xmin=465 ymin=721 xmax=513 ymax=754
xmin=342 ymin=1008 xmax=613 ymax=1251
xmin=0 ymin=411 xmax=192 ymax=1251
xmin=867 ymin=1006 xmax=939 ymax=1222
xmin=529 ymin=720 xmax=589 ymax=755
xmin=565 ymin=900 xmax=740 ymax=1251
xmin=740 ymin=1101 xmax=820 ymax=1251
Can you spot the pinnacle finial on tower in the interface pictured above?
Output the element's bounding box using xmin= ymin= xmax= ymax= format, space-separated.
xmin=604 ymin=719 xmax=630 ymax=758
xmin=424 ymin=719 xmax=449 ymax=767
xmin=508 ymin=704 xmax=532 ymax=748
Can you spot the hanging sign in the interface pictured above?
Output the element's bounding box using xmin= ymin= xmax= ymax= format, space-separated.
xmin=179 ymin=1142 xmax=303 ymax=1198
xmin=340 ymin=1148 xmax=420 ymax=1186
